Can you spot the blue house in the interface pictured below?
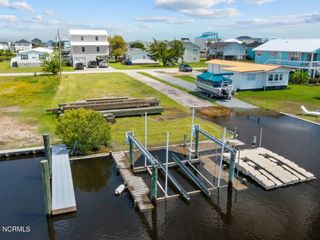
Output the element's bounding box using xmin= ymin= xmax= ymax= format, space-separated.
xmin=245 ymin=41 xmax=263 ymax=61
xmin=253 ymin=39 xmax=320 ymax=77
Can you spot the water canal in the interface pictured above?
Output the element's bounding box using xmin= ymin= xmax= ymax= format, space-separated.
xmin=0 ymin=109 xmax=319 ymax=240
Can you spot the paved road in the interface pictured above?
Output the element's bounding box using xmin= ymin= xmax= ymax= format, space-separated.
xmin=125 ymin=71 xmax=212 ymax=108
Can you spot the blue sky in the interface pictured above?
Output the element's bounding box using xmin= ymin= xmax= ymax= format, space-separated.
xmin=0 ymin=0 xmax=320 ymax=41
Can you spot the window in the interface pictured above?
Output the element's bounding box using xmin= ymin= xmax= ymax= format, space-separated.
xmin=290 ymin=52 xmax=299 ymax=61
xmin=82 ymin=47 xmax=85 ymax=52
xmin=270 ymin=51 xmax=278 ymax=58
xmin=80 ymin=36 xmax=84 ymax=41
xmin=193 ymin=48 xmax=198 ymax=52
xmin=274 ymin=74 xmax=279 ymax=81
xmin=97 ymin=47 xmax=100 ymax=52
xmin=268 ymin=74 xmax=273 ymax=82
xmin=256 ymin=51 xmax=262 ymax=56
xmin=247 ymin=73 xmax=256 ymax=81
xmin=95 ymin=36 xmax=98 ymax=41
xmin=21 ymin=54 xmax=28 ymax=60
xmin=279 ymin=73 xmax=283 ymax=81
xmin=39 ymin=54 xmax=45 ymax=60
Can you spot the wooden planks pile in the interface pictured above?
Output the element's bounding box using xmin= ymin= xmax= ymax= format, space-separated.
xmin=113 ymin=151 xmax=154 ymax=212
xmin=224 ymin=147 xmax=316 ymax=190
xmin=46 ymin=97 xmax=164 ymax=121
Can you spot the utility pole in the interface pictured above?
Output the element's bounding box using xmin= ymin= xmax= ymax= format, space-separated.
xmin=57 ymin=28 xmax=62 ymax=81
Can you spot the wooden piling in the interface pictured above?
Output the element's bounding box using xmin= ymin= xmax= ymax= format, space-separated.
xmin=150 ymin=165 xmax=158 ymax=202
xmin=194 ymin=128 xmax=199 ymax=159
xmin=228 ymin=152 xmax=236 ymax=186
xmin=41 ymin=160 xmax=52 ymax=216
xmin=43 ymin=134 xmax=51 ymax=176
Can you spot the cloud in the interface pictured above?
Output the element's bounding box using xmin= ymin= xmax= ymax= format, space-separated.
xmin=246 ymin=0 xmax=274 ymax=5
xmin=32 ymin=15 xmax=42 ymax=22
xmin=44 ymin=9 xmax=55 ymax=16
xmin=0 ymin=14 xmax=18 ymax=22
xmin=237 ymin=12 xmax=320 ymax=27
xmin=135 ymin=16 xmax=194 ymax=24
xmin=153 ymin=0 xmax=238 ymax=18
xmin=0 ymin=0 xmax=34 ymax=11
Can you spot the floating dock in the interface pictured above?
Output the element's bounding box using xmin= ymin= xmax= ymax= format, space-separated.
xmin=113 ymin=151 xmax=154 ymax=212
xmin=224 ymin=147 xmax=316 ymax=190
xmin=51 ymin=145 xmax=77 ymax=215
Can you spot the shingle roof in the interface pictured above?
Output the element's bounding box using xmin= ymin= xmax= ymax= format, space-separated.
xmin=253 ymin=39 xmax=320 ymax=53
xmin=206 ymin=59 xmax=288 ymax=73
xmin=16 ymin=39 xmax=30 ymax=43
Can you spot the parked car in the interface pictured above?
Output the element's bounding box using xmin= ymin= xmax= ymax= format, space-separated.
xmin=87 ymin=61 xmax=97 ymax=68
xmin=99 ymin=61 xmax=108 ymax=68
xmin=74 ymin=62 xmax=84 ymax=70
xmin=179 ymin=63 xmax=193 ymax=72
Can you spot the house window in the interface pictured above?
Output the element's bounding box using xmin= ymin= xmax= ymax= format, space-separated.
xmin=279 ymin=73 xmax=283 ymax=81
xmin=39 ymin=54 xmax=45 ymax=60
xmin=21 ymin=54 xmax=28 ymax=60
xmin=97 ymin=47 xmax=100 ymax=52
xmin=274 ymin=74 xmax=279 ymax=81
xmin=256 ymin=51 xmax=262 ymax=56
xmin=268 ymin=74 xmax=274 ymax=82
xmin=95 ymin=36 xmax=98 ymax=41
xmin=247 ymin=73 xmax=256 ymax=81
xmin=193 ymin=48 xmax=198 ymax=52
xmin=81 ymin=36 xmax=84 ymax=41
xmin=290 ymin=52 xmax=300 ymax=61
xmin=270 ymin=51 xmax=278 ymax=58
xmin=82 ymin=47 xmax=85 ymax=52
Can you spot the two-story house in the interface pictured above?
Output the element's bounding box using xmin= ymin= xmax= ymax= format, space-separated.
xmin=253 ymin=39 xmax=320 ymax=77
xmin=69 ymin=29 xmax=109 ymax=67
xmin=10 ymin=39 xmax=32 ymax=52
xmin=208 ymin=42 xmax=246 ymax=60
xmin=182 ymin=42 xmax=200 ymax=63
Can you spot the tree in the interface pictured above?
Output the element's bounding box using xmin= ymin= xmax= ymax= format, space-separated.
xmin=290 ymin=70 xmax=310 ymax=84
xmin=149 ymin=39 xmax=185 ymax=66
xmin=56 ymin=109 xmax=111 ymax=154
xmin=108 ymin=35 xmax=127 ymax=62
xmin=41 ymin=53 xmax=59 ymax=74
xmin=130 ymin=41 xmax=145 ymax=50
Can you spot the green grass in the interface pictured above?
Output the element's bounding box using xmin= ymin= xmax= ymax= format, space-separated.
xmin=187 ymin=60 xmax=207 ymax=68
xmin=175 ymin=75 xmax=197 ymax=83
xmin=0 ymin=61 xmax=74 ymax=73
xmin=236 ymin=84 xmax=320 ymax=123
xmin=0 ymin=73 xmax=222 ymax=150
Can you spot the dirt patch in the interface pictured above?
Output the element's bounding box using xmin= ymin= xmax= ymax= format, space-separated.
xmin=0 ymin=106 xmax=23 ymax=113
xmin=0 ymin=115 xmax=42 ymax=149
xmin=196 ymin=106 xmax=231 ymax=118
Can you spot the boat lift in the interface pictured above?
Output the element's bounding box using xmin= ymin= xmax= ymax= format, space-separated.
xmin=193 ymin=124 xmax=237 ymax=187
xmin=126 ymin=131 xmax=190 ymax=202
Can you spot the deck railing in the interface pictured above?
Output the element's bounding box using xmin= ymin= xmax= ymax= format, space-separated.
xmin=264 ymin=59 xmax=320 ymax=69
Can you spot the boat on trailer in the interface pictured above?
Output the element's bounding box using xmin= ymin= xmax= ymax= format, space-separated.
xmin=196 ymin=72 xmax=236 ymax=99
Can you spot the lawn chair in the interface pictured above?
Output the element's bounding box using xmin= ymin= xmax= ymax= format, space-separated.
xmin=301 ymin=105 xmax=320 ymax=117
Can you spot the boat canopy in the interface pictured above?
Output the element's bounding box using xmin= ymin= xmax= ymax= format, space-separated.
xmin=197 ymin=72 xmax=233 ymax=84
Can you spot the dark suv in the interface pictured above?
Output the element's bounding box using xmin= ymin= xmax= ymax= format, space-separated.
xmin=74 ymin=62 xmax=85 ymax=70
xmin=87 ymin=61 xmax=97 ymax=68
xmin=179 ymin=63 xmax=193 ymax=72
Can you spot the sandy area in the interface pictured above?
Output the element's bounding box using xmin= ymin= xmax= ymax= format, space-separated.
xmin=0 ymin=114 xmax=42 ymax=150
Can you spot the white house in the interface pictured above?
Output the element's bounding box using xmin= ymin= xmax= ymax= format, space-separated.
xmin=208 ymin=42 xmax=247 ymax=60
xmin=0 ymin=42 xmax=10 ymax=50
xmin=126 ymin=48 xmax=157 ymax=65
xmin=10 ymin=47 xmax=53 ymax=68
xmin=206 ymin=59 xmax=291 ymax=90
xmin=182 ymin=42 xmax=200 ymax=63
xmin=10 ymin=39 xmax=32 ymax=52
xmin=69 ymin=29 xmax=109 ymax=67
xmin=194 ymin=32 xmax=220 ymax=52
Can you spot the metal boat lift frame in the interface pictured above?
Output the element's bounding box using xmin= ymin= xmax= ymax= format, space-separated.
xmin=193 ymin=125 xmax=237 ymax=187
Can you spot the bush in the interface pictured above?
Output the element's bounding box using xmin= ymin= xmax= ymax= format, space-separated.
xmin=290 ymin=70 xmax=310 ymax=84
xmin=56 ymin=109 xmax=111 ymax=154
xmin=42 ymin=53 xmax=60 ymax=74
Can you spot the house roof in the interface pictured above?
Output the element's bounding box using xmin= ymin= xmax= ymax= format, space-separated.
xmin=31 ymin=38 xmax=42 ymax=43
xmin=69 ymin=29 xmax=108 ymax=36
xmin=183 ymin=42 xmax=200 ymax=49
xmin=206 ymin=59 xmax=288 ymax=73
xmin=209 ymin=42 xmax=244 ymax=50
xmin=237 ymin=36 xmax=253 ymax=41
xmin=224 ymin=38 xmax=243 ymax=44
xmin=16 ymin=39 xmax=30 ymax=44
xmin=253 ymin=39 xmax=320 ymax=53
xmin=245 ymin=41 xmax=263 ymax=48
xmin=18 ymin=47 xmax=53 ymax=54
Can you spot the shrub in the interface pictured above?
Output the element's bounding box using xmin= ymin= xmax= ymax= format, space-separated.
xmin=56 ymin=109 xmax=111 ymax=154
xmin=290 ymin=70 xmax=310 ymax=84
xmin=42 ymin=53 xmax=60 ymax=74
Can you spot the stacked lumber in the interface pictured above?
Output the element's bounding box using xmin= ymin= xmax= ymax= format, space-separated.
xmin=46 ymin=97 xmax=164 ymax=121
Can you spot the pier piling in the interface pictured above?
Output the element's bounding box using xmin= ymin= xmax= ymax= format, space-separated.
xmin=41 ymin=160 xmax=52 ymax=216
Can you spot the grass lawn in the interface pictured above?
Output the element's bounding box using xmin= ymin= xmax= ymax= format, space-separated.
xmin=175 ymin=75 xmax=197 ymax=83
xmin=0 ymin=61 xmax=74 ymax=73
xmin=236 ymin=84 xmax=320 ymax=123
xmin=187 ymin=60 xmax=208 ymax=68
xmin=0 ymin=73 xmax=222 ymax=150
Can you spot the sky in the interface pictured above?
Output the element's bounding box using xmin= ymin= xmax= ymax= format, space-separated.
xmin=0 ymin=0 xmax=320 ymax=42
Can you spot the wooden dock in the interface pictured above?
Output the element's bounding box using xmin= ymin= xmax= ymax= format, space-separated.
xmin=0 ymin=146 xmax=44 ymax=158
xmin=51 ymin=145 xmax=77 ymax=215
xmin=112 ymin=151 xmax=154 ymax=212
xmin=224 ymin=147 xmax=316 ymax=190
